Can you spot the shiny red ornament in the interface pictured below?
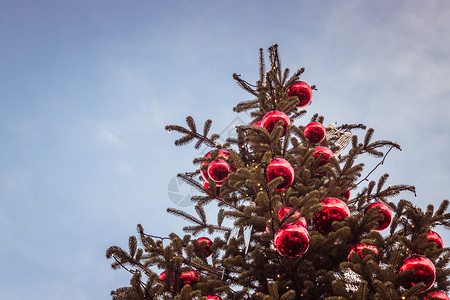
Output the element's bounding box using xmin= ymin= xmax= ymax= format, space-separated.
xmin=261 ymin=111 xmax=290 ymax=136
xmin=206 ymin=296 xmax=222 ymax=300
xmin=365 ymin=202 xmax=392 ymax=231
xmin=425 ymin=290 xmax=450 ymax=300
xmin=286 ymin=81 xmax=313 ymax=108
xmin=399 ymin=255 xmax=436 ymax=291
xmin=180 ymin=270 xmax=199 ymax=285
xmin=313 ymin=197 xmax=350 ymax=235
xmin=348 ymin=243 xmax=379 ymax=263
xmin=341 ymin=188 xmax=351 ymax=200
xmin=278 ymin=207 xmax=307 ymax=227
xmin=159 ymin=271 xmax=175 ymax=290
xmin=203 ymin=180 xmax=221 ymax=198
xmin=313 ymin=146 xmax=334 ymax=166
xmin=197 ymin=237 xmax=213 ymax=257
xmin=274 ymin=222 xmax=310 ymax=258
xmin=159 ymin=271 xmax=166 ymax=281
xmin=266 ymin=158 xmax=295 ymax=191
xmin=201 ymin=150 xmax=230 ymax=181
xmin=252 ymin=120 xmax=262 ymax=127
xmin=203 ymin=180 xmax=222 ymax=189
xmin=427 ymin=231 xmax=444 ymax=249
xmin=207 ymin=159 xmax=230 ymax=182
xmin=304 ymin=122 xmax=326 ymax=143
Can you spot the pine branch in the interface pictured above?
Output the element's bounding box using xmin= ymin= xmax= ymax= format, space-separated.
xmin=165 ymin=117 xmax=221 ymax=149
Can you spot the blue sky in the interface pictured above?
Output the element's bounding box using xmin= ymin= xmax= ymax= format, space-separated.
xmin=0 ymin=1 xmax=449 ymax=299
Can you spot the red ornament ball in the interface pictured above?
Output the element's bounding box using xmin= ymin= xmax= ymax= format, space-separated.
xmin=206 ymin=296 xmax=222 ymax=300
xmin=304 ymin=122 xmax=326 ymax=143
xmin=313 ymin=146 xmax=334 ymax=166
xmin=159 ymin=271 xmax=166 ymax=281
xmin=341 ymin=188 xmax=351 ymax=200
xmin=425 ymin=290 xmax=450 ymax=300
xmin=313 ymin=197 xmax=350 ymax=235
xmin=252 ymin=120 xmax=262 ymax=127
xmin=286 ymin=81 xmax=313 ymax=108
xmin=399 ymin=255 xmax=436 ymax=291
xmin=207 ymin=159 xmax=230 ymax=182
xmin=348 ymin=243 xmax=379 ymax=263
xmin=267 ymin=158 xmax=295 ymax=191
xmin=278 ymin=207 xmax=307 ymax=227
xmin=427 ymin=231 xmax=444 ymax=249
xmin=203 ymin=180 xmax=221 ymax=198
xmin=261 ymin=111 xmax=290 ymax=136
xmin=180 ymin=270 xmax=199 ymax=285
xmin=274 ymin=222 xmax=310 ymax=258
xmin=159 ymin=271 xmax=175 ymax=290
xmin=197 ymin=237 xmax=213 ymax=257
xmin=365 ymin=202 xmax=392 ymax=231
xmin=201 ymin=150 xmax=230 ymax=181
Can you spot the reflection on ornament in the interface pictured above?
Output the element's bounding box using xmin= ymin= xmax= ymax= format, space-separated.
xmin=180 ymin=270 xmax=199 ymax=285
xmin=365 ymin=202 xmax=392 ymax=231
xmin=427 ymin=231 xmax=444 ymax=249
xmin=207 ymin=159 xmax=230 ymax=182
xmin=159 ymin=271 xmax=166 ymax=281
xmin=203 ymin=180 xmax=221 ymax=198
xmin=425 ymin=290 xmax=450 ymax=300
xmin=201 ymin=150 xmax=230 ymax=181
xmin=286 ymin=81 xmax=312 ymax=107
xmin=304 ymin=122 xmax=326 ymax=143
xmin=266 ymin=158 xmax=295 ymax=191
xmin=274 ymin=223 xmax=310 ymax=258
xmin=313 ymin=197 xmax=350 ymax=235
xmin=313 ymin=146 xmax=334 ymax=166
xmin=278 ymin=207 xmax=307 ymax=227
xmin=341 ymin=187 xmax=351 ymax=200
xmin=347 ymin=243 xmax=379 ymax=263
xmin=262 ymin=111 xmax=290 ymax=136
xmin=197 ymin=237 xmax=213 ymax=257
xmin=399 ymin=255 xmax=436 ymax=291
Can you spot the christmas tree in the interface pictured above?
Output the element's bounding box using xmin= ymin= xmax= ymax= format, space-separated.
xmin=106 ymin=45 xmax=450 ymax=300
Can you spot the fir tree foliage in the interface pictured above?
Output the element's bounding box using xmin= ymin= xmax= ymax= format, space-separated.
xmin=107 ymin=45 xmax=449 ymax=299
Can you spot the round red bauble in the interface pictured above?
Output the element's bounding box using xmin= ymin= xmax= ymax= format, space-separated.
xmin=180 ymin=270 xmax=199 ymax=285
xmin=425 ymin=290 xmax=450 ymax=300
xmin=201 ymin=150 xmax=230 ymax=181
xmin=159 ymin=271 xmax=166 ymax=281
xmin=341 ymin=188 xmax=351 ymax=200
xmin=278 ymin=207 xmax=307 ymax=227
xmin=286 ymin=81 xmax=312 ymax=108
xmin=267 ymin=158 xmax=295 ymax=191
xmin=197 ymin=237 xmax=213 ymax=257
xmin=304 ymin=122 xmax=326 ymax=143
xmin=253 ymin=120 xmax=262 ymax=127
xmin=203 ymin=180 xmax=222 ymax=189
xmin=203 ymin=180 xmax=221 ymax=198
xmin=261 ymin=111 xmax=290 ymax=136
xmin=274 ymin=222 xmax=310 ymax=258
xmin=313 ymin=146 xmax=334 ymax=166
xmin=399 ymin=255 xmax=436 ymax=291
xmin=207 ymin=159 xmax=230 ymax=182
xmin=348 ymin=243 xmax=379 ymax=263
xmin=365 ymin=202 xmax=392 ymax=231
xmin=206 ymin=296 xmax=222 ymax=300
xmin=159 ymin=271 xmax=175 ymax=290
xmin=313 ymin=197 xmax=350 ymax=235
xmin=427 ymin=231 xmax=444 ymax=249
